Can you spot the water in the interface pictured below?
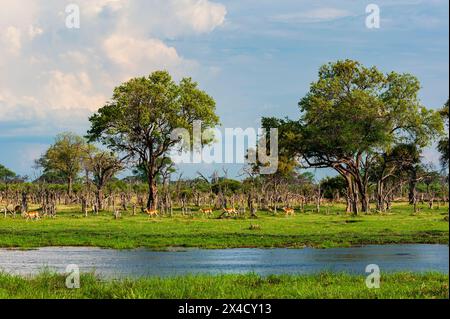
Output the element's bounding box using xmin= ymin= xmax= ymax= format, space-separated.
xmin=0 ymin=245 xmax=447 ymax=278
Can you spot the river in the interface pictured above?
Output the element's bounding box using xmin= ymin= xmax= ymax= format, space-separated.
xmin=0 ymin=244 xmax=447 ymax=278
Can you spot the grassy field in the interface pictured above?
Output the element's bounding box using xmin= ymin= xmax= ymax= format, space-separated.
xmin=0 ymin=202 xmax=448 ymax=249
xmin=0 ymin=272 xmax=447 ymax=299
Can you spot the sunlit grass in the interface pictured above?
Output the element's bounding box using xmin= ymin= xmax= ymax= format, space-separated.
xmin=0 ymin=202 xmax=448 ymax=249
xmin=0 ymin=271 xmax=447 ymax=299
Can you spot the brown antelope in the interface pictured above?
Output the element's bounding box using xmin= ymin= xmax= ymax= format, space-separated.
xmin=24 ymin=211 xmax=40 ymax=221
xmin=142 ymin=208 xmax=159 ymax=218
xmin=199 ymin=208 xmax=213 ymax=215
xmin=282 ymin=207 xmax=295 ymax=216
xmin=223 ymin=207 xmax=237 ymax=216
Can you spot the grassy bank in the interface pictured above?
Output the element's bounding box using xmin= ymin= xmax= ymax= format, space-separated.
xmin=0 ymin=272 xmax=447 ymax=299
xmin=0 ymin=203 xmax=448 ymax=249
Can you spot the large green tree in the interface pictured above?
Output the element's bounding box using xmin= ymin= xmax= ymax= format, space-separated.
xmin=86 ymin=71 xmax=219 ymax=209
xmin=36 ymin=132 xmax=87 ymax=197
xmin=292 ymin=60 xmax=442 ymax=213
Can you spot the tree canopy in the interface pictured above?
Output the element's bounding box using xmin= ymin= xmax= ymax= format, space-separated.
xmin=86 ymin=71 xmax=220 ymax=209
xmin=264 ymin=60 xmax=444 ymax=213
xmin=0 ymin=164 xmax=17 ymax=183
xmin=35 ymin=132 xmax=87 ymax=196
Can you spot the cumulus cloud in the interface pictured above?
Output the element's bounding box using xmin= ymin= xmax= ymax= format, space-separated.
xmin=113 ymin=0 xmax=227 ymax=38
xmin=0 ymin=0 xmax=227 ymax=137
xmin=103 ymin=34 xmax=197 ymax=80
xmin=43 ymin=71 xmax=107 ymax=111
xmin=175 ymin=0 xmax=227 ymax=33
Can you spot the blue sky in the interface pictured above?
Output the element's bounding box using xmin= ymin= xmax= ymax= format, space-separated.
xmin=0 ymin=0 xmax=448 ymax=180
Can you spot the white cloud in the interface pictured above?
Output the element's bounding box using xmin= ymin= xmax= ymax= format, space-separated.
xmin=28 ymin=25 xmax=43 ymax=39
xmin=43 ymin=71 xmax=107 ymax=111
xmin=83 ymin=0 xmax=127 ymax=15
xmin=64 ymin=0 xmax=227 ymax=39
xmin=103 ymin=34 xmax=197 ymax=80
xmin=173 ymin=0 xmax=227 ymax=33
xmin=1 ymin=26 xmax=22 ymax=54
xmin=0 ymin=0 xmax=40 ymax=28
xmin=0 ymin=70 xmax=106 ymax=122
xmin=272 ymin=7 xmax=353 ymax=24
xmin=0 ymin=0 xmax=226 ymax=137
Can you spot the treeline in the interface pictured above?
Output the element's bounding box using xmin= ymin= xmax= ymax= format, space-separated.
xmin=0 ymin=61 xmax=449 ymax=217
xmin=0 ymin=163 xmax=448 ymax=218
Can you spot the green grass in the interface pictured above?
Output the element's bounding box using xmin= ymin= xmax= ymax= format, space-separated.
xmin=0 ymin=272 xmax=447 ymax=299
xmin=0 ymin=202 xmax=448 ymax=249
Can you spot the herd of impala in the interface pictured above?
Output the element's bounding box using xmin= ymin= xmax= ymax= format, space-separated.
xmin=142 ymin=206 xmax=296 ymax=218
xmin=18 ymin=206 xmax=296 ymax=221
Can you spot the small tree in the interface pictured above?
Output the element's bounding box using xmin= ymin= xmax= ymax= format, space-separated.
xmin=84 ymin=147 xmax=124 ymax=211
xmin=0 ymin=164 xmax=17 ymax=183
xmin=36 ymin=132 xmax=87 ymax=197
xmin=87 ymin=71 xmax=219 ymax=209
xmin=370 ymin=144 xmax=421 ymax=211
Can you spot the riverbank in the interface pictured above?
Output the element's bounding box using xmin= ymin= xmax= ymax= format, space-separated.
xmin=0 ymin=203 xmax=448 ymax=249
xmin=0 ymin=272 xmax=447 ymax=299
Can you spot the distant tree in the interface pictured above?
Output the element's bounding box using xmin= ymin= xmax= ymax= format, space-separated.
xmin=87 ymin=71 xmax=219 ymax=209
xmin=212 ymin=178 xmax=242 ymax=195
xmin=321 ymin=176 xmax=347 ymax=201
xmin=84 ymin=146 xmax=124 ymax=210
xmin=370 ymin=144 xmax=421 ymax=210
xmin=0 ymin=164 xmax=17 ymax=183
xmin=36 ymin=132 xmax=87 ymax=197
xmin=33 ymin=171 xmax=67 ymax=184
xmin=298 ymin=172 xmax=315 ymax=183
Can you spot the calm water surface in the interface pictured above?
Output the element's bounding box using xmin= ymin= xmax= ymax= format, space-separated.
xmin=0 ymin=245 xmax=447 ymax=278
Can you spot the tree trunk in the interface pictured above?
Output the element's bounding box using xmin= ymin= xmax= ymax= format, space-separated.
xmin=96 ymin=188 xmax=104 ymax=211
xmin=409 ymin=168 xmax=417 ymax=205
xmin=355 ymin=177 xmax=369 ymax=213
xmin=344 ymin=174 xmax=358 ymax=215
xmin=345 ymin=195 xmax=352 ymax=213
xmin=146 ymin=175 xmax=158 ymax=209
xmin=376 ymin=180 xmax=385 ymax=212
xmin=67 ymin=177 xmax=73 ymax=198
xmin=247 ymin=192 xmax=257 ymax=218
xmin=21 ymin=192 xmax=28 ymax=214
xmin=81 ymin=196 xmax=88 ymax=217
xmin=353 ymin=188 xmax=359 ymax=215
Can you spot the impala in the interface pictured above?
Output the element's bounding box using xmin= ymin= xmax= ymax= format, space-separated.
xmin=223 ymin=207 xmax=237 ymax=216
xmin=199 ymin=208 xmax=213 ymax=215
xmin=282 ymin=207 xmax=295 ymax=216
xmin=24 ymin=211 xmax=40 ymax=220
xmin=142 ymin=208 xmax=159 ymax=218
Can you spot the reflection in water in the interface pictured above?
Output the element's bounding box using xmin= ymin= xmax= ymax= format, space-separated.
xmin=0 ymin=244 xmax=447 ymax=278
